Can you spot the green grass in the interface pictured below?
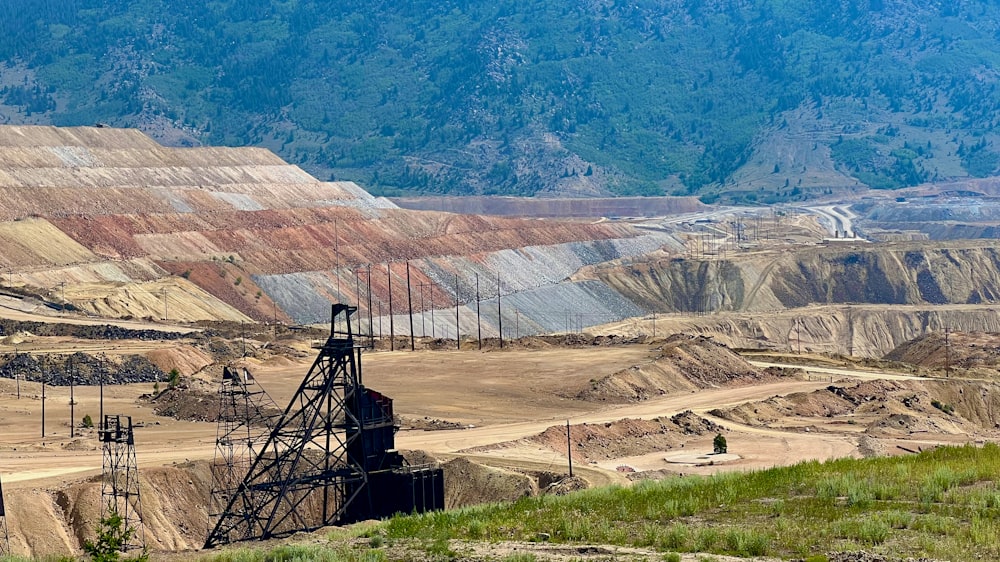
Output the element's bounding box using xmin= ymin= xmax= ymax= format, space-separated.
xmin=373 ymin=444 xmax=1000 ymax=561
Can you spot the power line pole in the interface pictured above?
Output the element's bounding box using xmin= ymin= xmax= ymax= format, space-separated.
xmin=41 ymin=356 xmax=46 ymax=438
xmin=387 ymin=262 xmax=395 ymax=351
xmin=497 ymin=272 xmax=503 ymax=349
xmin=566 ymin=420 xmax=573 ymax=478
xmin=69 ymin=355 xmax=75 ymax=438
xmin=367 ymin=264 xmax=374 ymax=344
xmin=406 ymin=261 xmax=415 ymax=351
xmin=334 ymin=219 xmax=341 ymax=302
xmin=475 ymin=273 xmax=482 ymax=350
xmin=455 ymin=273 xmax=460 ymax=350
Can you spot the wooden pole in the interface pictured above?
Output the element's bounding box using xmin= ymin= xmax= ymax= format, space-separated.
xmin=388 ymin=263 xmax=395 ymax=351
xmin=566 ymin=419 xmax=573 ymax=477
xmin=497 ymin=272 xmax=503 ymax=349
xmin=406 ymin=261 xmax=415 ymax=351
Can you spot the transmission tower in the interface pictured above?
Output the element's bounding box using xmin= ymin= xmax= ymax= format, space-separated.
xmin=208 ymin=365 xmax=280 ymax=544
xmin=0 ymin=473 xmax=9 ymax=556
xmin=99 ymin=415 xmax=145 ymax=553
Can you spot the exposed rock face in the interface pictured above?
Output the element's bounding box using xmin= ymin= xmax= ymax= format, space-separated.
xmin=599 ymin=241 xmax=1000 ymax=313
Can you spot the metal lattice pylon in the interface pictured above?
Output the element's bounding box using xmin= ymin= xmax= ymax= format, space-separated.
xmin=204 ymin=304 xmax=370 ymax=548
xmin=99 ymin=415 xmax=145 ymax=553
xmin=0 ymin=473 xmax=10 ymax=556
xmin=208 ymin=365 xmax=280 ymax=544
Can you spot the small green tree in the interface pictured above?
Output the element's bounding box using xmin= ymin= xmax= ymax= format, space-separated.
xmin=713 ymin=433 xmax=727 ymax=454
xmin=167 ymin=368 xmax=180 ymax=389
xmin=82 ymin=414 xmax=94 ymax=428
xmin=83 ymin=509 xmax=147 ymax=562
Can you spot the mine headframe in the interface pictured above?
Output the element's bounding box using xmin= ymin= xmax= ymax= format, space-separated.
xmin=99 ymin=414 xmax=145 ymax=553
xmin=203 ymin=303 xmax=444 ymax=549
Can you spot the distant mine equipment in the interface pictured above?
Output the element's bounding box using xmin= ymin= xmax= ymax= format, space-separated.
xmin=0 ymin=474 xmax=9 ymax=556
xmin=99 ymin=415 xmax=145 ymax=553
xmin=204 ymin=304 xmax=444 ymax=549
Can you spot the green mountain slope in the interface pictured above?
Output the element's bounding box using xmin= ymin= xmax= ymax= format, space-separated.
xmin=2 ymin=1 xmax=1000 ymax=201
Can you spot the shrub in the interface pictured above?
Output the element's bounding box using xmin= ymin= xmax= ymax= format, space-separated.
xmin=167 ymin=369 xmax=180 ymax=389
xmin=82 ymin=509 xmax=147 ymax=562
xmin=82 ymin=414 xmax=94 ymax=428
xmin=713 ymin=433 xmax=728 ymax=454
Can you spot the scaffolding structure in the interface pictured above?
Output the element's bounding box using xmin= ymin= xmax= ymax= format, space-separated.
xmin=207 ymin=365 xmax=279 ymax=544
xmin=204 ymin=304 xmax=443 ymax=549
xmin=99 ymin=415 xmax=145 ymax=553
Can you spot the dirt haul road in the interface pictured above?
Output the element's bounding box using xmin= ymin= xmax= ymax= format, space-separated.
xmin=0 ymin=341 xmax=920 ymax=490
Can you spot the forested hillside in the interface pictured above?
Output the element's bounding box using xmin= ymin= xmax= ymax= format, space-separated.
xmin=2 ymin=0 xmax=1000 ymax=200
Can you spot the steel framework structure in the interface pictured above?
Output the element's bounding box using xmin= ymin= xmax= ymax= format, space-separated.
xmin=99 ymin=415 xmax=145 ymax=553
xmin=207 ymin=365 xmax=280 ymax=544
xmin=204 ymin=304 xmax=374 ymax=548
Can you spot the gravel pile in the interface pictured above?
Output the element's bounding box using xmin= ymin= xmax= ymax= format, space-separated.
xmin=0 ymin=352 xmax=165 ymax=385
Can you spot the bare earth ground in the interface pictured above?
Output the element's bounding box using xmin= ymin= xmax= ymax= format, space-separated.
xmin=0 ymin=334 xmax=986 ymax=558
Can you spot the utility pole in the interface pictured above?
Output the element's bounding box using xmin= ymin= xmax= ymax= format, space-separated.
xmin=497 ymin=272 xmax=503 ymax=349
xmin=99 ymin=354 xmax=105 ymax=430
xmin=58 ymin=281 xmax=66 ymax=313
xmin=367 ymin=264 xmax=374 ymax=344
xmin=355 ymin=267 xmax=363 ymax=335
xmin=387 ymin=262 xmax=395 ymax=351
xmin=475 ymin=273 xmax=482 ymax=350
xmin=566 ymin=420 xmax=573 ymax=477
xmin=406 ymin=262 xmax=415 ymax=351
xmin=455 ymin=273 xmax=460 ymax=351
xmin=69 ymin=355 xmax=75 ymax=438
xmin=334 ymin=219 xmax=341 ymax=302
xmin=161 ymin=287 xmax=168 ymax=321
xmin=429 ymin=287 xmax=436 ymax=338
xmin=41 ymin=356 xmax=46 ymax=438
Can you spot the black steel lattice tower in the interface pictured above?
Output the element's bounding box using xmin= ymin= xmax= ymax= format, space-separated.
xmin=0 ymin=473 xmax=10 ymax=556
xmin=208 ymin=365 xmax=280 ymax=544
xmin=99 ymin=415 xmax=145 ymax=553
xmin=205 ymin=304 xmax=376 ymax=548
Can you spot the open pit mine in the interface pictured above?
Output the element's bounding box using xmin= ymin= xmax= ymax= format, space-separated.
xmin=6 ymin=125 xmax=1000 ymax=558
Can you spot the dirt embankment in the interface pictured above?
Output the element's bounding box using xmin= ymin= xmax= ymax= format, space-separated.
xmin=884 ymin=331 xmax=1000 ymax=376
xmin=577 ymin=334 xmax=781 ymax=402
xmin=6 ymin=452 xmax=571 ymax=558
xmin=530 ymin=412 xmax=723 ymax=463
xmin=711 ymin=378 xmax=1000 ymax=438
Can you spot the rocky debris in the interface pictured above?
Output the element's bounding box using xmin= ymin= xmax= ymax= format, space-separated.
xmin=147 ymin=379 xmax=280 ymax=423
xmin=0 ymin=318 xmax=191 ymax=340
xmin=398 ymin=416 xmax=466 ymax=431
xmin=826 ymin=552 xmax=938 ymax=562
xmin=0 ymin=352 xmax=165 ymax=385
